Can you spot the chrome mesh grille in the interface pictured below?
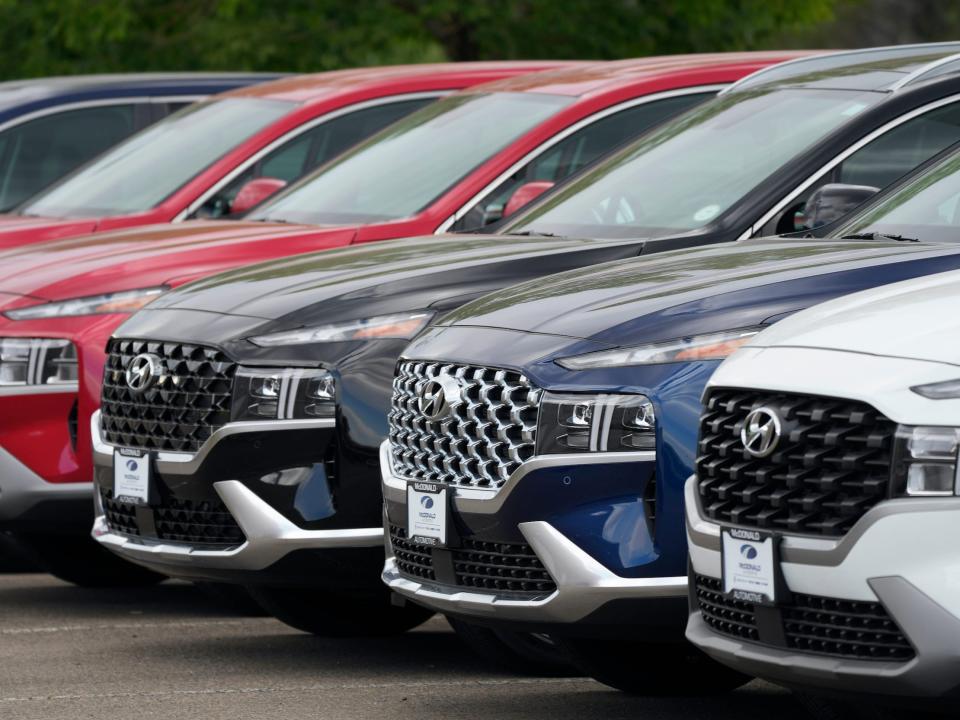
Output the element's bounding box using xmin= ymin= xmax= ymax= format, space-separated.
xmin=388 ymin=360 xmax=541 ymax=489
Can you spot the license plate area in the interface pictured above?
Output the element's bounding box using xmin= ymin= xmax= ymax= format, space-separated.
xmin=113 ymin=448 xmax=151 ymax=506
xmin=721 ymin=527 xmax=779 ymax=605
xmin=406 ymin=481 xmax=448 ymax=549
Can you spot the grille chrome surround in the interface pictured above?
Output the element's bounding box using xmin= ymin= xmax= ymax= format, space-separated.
xmin=388 ymin=360 xmax=541 ymax=489
xmin=697 ymin=389 xmax=896 ymax=537
xmin=101 ymin=339 xmax=236 ymax=453
xmin=695 ymin=575 xmax=915 ymax=661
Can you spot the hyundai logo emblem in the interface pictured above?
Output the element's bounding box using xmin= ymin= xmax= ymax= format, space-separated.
xmin=125 ymin=353 xmax=163 ymax=393
xmin=417 ymin=375 xmax=460 ymax=422
xmin=420 ymin=496 xmax=434 ymax=509
xmin=740 ymin=544 xmax=758 ymax=560
xmin=126 ymin=460 xmax=139 ymax=472
xmin=741 ymin=406 xmax=782 ymax=458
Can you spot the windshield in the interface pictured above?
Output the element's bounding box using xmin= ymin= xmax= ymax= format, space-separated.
xmin=839 ymin=150 xmax=960 ymax=243
xmin=22 ymin=98 xmax=293 ymax=218
xmin=248 ymin=92 xmax=573 ymax=225
xmin=507 ymin=88 xmax=883 ymax=239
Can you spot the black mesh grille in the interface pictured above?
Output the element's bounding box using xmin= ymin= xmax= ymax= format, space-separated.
xmin=101 ymin=491 xmax=140 ymax=537
xmin=100 ymin=489 xmax=244 ymax=548
xmin=697 ymin=389 xmax=896 ymax=537
xmin=153 ymin=497 xmax=244 ymax=546
xmin=695 ymin=574 xmax=759 ymax=641
xmin=389 ymin=526 xmax=556 ymax=596
xmin=101 ymin=339 xmax=236 ymax=453
xmin=694 ymin=575 xmax=915 ymax=661
xmin=453 ymin=538 xmax=556 ymax=594
xmin=783 ymin=593 xmax=915 ymax=660
xmin=390 ymin=526 xmax=436 ymax=581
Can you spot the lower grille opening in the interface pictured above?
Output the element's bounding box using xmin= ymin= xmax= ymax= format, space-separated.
xmin=695 ymin=575 xmax=915 ymax=661
xmin=101 ymin=489 xmax=245 ymax=548
xmin=389 ymin=526 xmax=556 ymax=596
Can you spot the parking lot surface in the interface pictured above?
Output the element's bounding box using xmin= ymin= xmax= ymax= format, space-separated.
xmin=0 ymin=573 xmax=806 ymax=720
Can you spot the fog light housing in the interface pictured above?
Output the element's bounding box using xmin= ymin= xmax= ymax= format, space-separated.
xmin=232 ymin=368 xmax=335 ymax=421
xmin=536 ymin=392 xmax=655 ymax=454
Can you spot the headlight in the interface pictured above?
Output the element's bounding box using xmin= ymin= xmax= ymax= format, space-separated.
xmin=911 ymin=378 xmax=960 ymax=399
xmin=232 ymin=367 xmax=335 ymax=421
xmin=4 ymin=287 xmax=166 ymax=320
xmin=0 ymin=338 xmax=77 ymax=386
xmin=536 ymin=391 xmax=655 ymax=454
xmin=555 ymin=328 xmax=762 ymax=370
xmin=892 ymin=426 xmax=960 ymax=496
xmin=249 ymin=312 xmax=433 ymax=347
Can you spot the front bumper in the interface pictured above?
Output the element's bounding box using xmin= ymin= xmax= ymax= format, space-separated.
xmin=685 ymin=475 xmax=960 ymax=699
xmin=381 ymin=441 xmax=686 ymax=632
xmin=91 ymin=411 xmax=383 ymax=583
xmin=0 ymin=442 xmax=91 ymax=532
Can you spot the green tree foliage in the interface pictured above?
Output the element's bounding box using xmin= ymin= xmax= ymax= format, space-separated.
xmin=0 ymin=0 xmax=840 ymax=78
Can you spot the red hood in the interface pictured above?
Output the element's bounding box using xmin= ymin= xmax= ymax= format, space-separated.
xmin=0 ymin=214 xmax=101 ymax=246
xmin=0 ymin=220 xmax=358 ymax=302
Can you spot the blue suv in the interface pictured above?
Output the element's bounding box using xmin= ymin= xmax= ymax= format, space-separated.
xmin=381 ymin=142 xmax=960 ymax=692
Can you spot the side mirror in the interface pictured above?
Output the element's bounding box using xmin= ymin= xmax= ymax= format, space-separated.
xmin=229 ymin=177 xmax=288 ymax=216
xmin=798 ymin=183 xmax=880 ymax=230
xmin=503 ymin=181 xmax=555 ymax=218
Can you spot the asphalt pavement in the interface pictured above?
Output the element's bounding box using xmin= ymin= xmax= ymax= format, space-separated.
xmin=0 ymin=573 xmax=808 ymax=720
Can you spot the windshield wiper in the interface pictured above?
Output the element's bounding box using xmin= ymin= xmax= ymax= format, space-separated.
xmin=840 ymin=231 xmax=920 ymax=243
xmin=504 ymin=230 xmax=561 ymax=238
xmin=255 ymin=217 xmax=294 ymax=224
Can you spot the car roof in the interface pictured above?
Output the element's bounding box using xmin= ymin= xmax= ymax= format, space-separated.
xmin=0 ymin=72 xmax=282 ymax=119
xmin=725 ymin=42 xmax=960 ymax=93
xmin=225 ymin=61 xmax=579 ymax=103
xmin=467 ymin=52 xmax=816 ymax=97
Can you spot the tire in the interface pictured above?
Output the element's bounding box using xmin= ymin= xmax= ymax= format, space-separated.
xmin=560 ymin=637 xmax=751 ymax=695
xmin=446 ymin=616 xmax=576 ymax=676
xmin=0 ymin=532 xmax=40 ymax=572
xmin=194 ymin=582 xmax=268 ymax=616
xmin=247 ymin=585 xmax=435 ymax=637
xmin=13 ymin=533 xmax=165 ymax=587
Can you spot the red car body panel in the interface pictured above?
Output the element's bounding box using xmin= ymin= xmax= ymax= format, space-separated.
xmin=0 ymin=62 xmax=570 ymax=250
xmin=0 ymin=52 xmax=810 ymax=497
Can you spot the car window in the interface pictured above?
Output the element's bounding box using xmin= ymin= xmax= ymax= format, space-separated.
xmin=248 ymin=92 xmax=574 ymax=226
xmin=0 ymin=104 xmax=137 ymax=212
xmin=450 ymin=92 xmax=713 ymax=232
xmin=839 ymin=149 xmax=960 ymax=242
xmin=22 ymin=98 xmax=293 ymax=218
xmin=506 ymin=88 xmax=884 ymax=240
xmin=759 ymin=100 xmax=960 ymax=235
xmin=192 ymin=98 xmax=433 ymax=219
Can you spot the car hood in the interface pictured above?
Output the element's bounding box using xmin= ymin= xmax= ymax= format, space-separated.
xmin=147 ymin=233 xmax=633 ymax=324
xmin=0 ymin=214 xmax=100 ymax=247
xmin=437 ymin=238 xmax=960 ymax=348
xmin=745 ymin=268 xmax=960 ymax=365
xmin=0 ymin=220 xmax=348 ymax=302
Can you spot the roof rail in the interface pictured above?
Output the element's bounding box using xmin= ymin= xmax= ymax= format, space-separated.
xmin=720 ymin=41 xmax=960 ymax=95
xmin=890 ymin=51 xmax=960 ymax=91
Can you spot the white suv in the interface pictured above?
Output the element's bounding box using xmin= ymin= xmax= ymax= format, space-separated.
xmin=685 ymin=268 xmax=960 ymax=704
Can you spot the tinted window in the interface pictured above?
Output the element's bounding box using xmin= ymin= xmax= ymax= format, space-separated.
xmin=451 ymin=93 xmax=712 ymax=232
xmin=0 ymin=104 xmax=136 ymax=211
xmin=840 ymin=149 xmax=960 ymax=243
xmin=507 ymin=88 xmax=883 ymax=239
xmin=193 ymin=98 xmax=432 ymax=218
xmin=249 ymin=92 xmax=573 ymax=225
xmin=23 ymin=98 xmax=292 ymax=218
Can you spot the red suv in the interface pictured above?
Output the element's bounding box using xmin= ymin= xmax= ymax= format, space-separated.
xmin=0 ymin=62 xmax=564 ymax=249
xmin=0 ymin=53 xmax=807 ymax=585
